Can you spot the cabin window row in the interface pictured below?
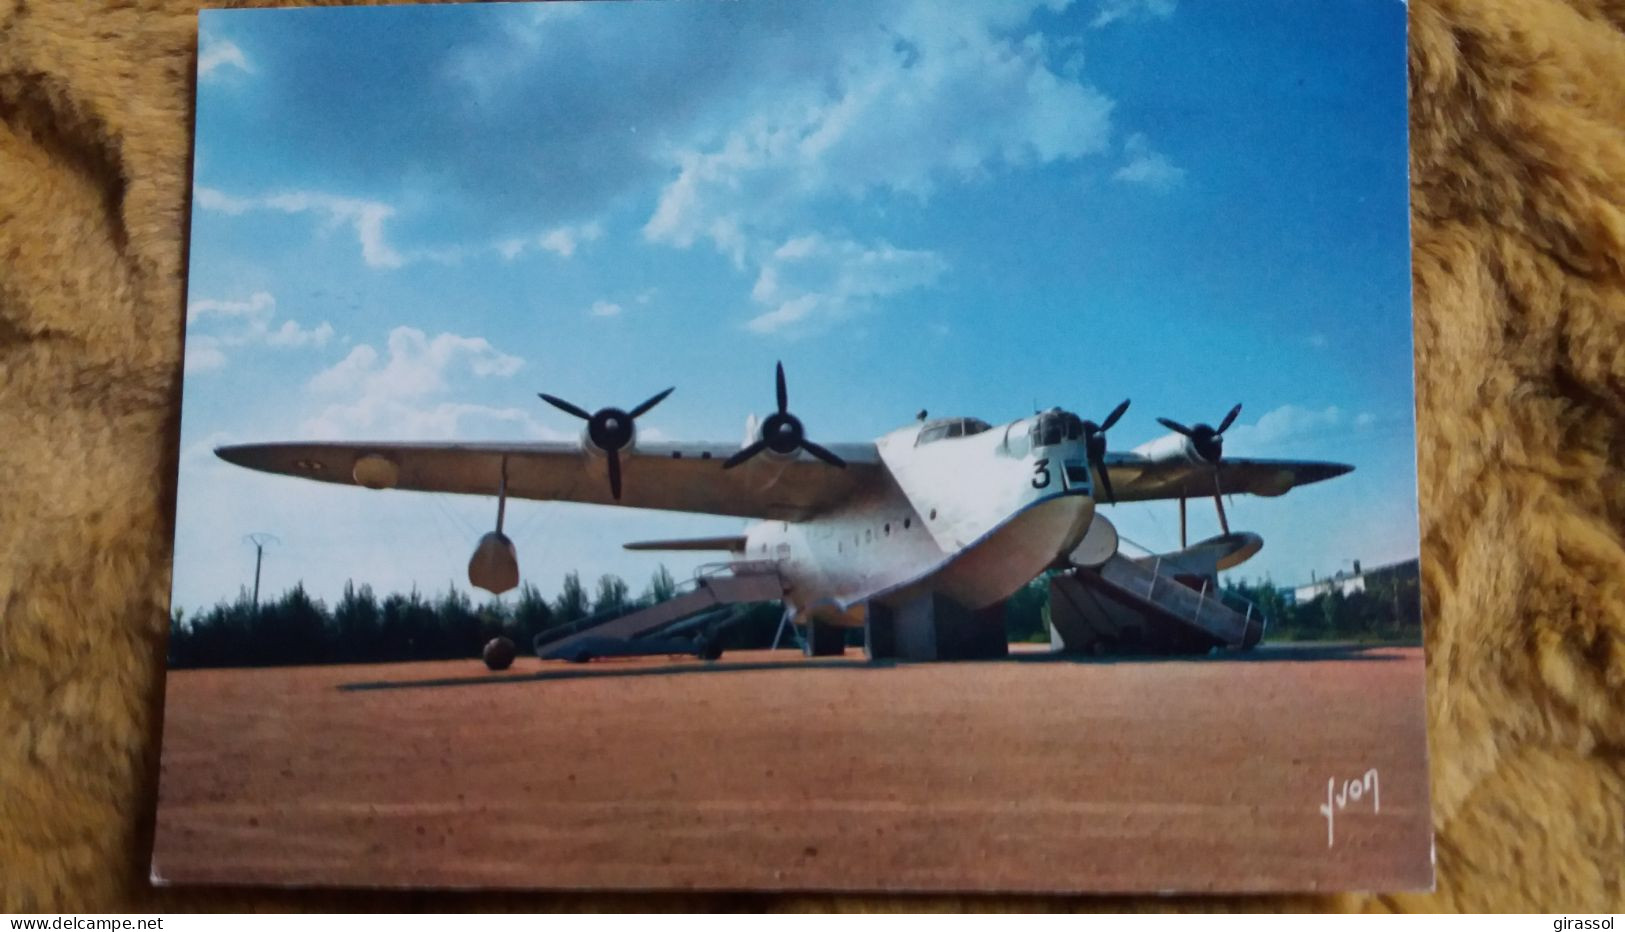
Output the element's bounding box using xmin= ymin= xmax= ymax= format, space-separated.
xmin=836 ymin=517 xmax=913 ymax=553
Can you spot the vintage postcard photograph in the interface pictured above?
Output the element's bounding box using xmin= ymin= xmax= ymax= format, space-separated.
xmin=156 ymin=0 xmax=1428 ymax=893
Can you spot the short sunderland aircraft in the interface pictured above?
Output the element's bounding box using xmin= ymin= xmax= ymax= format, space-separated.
xmin=217 ymin=363 xmax=1350 ymax=661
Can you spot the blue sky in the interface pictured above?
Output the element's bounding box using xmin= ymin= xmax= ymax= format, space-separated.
xmin=174 ymin=0 xmax=1416 ymax=614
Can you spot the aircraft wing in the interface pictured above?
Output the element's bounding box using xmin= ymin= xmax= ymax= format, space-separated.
xmin=1098 ymin=454 xmax=1353 ymax=502
xmin=215 ymin=440 xmax=884 ymax=522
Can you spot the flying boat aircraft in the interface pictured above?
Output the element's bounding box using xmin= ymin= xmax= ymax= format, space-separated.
xmin=215 ymin=363 xmax=1351 ymax=662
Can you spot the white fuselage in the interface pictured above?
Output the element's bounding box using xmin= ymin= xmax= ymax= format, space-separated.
xmin=735 ymin=412 xmax=1099 ymax=626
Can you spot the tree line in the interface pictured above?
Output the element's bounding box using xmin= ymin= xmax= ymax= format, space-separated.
xmin=167 ymin=564 xmax=1057 ymax=668
xmin=167 ymin=561 xmax=1421 ymax=668
xmin=1222 ymin=562 xmax=1423 ymax=643
xmin=168 ymin=566 xmax=699 ymax=668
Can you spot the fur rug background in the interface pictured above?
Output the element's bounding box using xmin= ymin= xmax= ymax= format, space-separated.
xmin=1 ymin=0 xmax=1621 ymax=913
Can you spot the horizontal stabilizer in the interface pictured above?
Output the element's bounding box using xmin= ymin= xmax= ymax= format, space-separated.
xmin=623 ymin=535 xmax=748 ymax=552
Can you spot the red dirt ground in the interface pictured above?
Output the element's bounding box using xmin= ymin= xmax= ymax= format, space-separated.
xmin=150 ymin=644 xmax=1432 ymax=894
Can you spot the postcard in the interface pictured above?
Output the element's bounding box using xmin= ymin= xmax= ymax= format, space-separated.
xmin=156 ymin=0 xmax=1429 ymax=893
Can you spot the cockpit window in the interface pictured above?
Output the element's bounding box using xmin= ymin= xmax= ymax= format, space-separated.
xmin=1033 ymin=409 xmax=1084 ymax=447
xmin=916 ymin=417 xmax=995 ymax=446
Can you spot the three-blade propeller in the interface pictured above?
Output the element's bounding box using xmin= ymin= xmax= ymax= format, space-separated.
xmin=1155 ymin=403 xmax=1242 ymax=464
xmin=538 ymin=386 xmax=674 ymax=500
xmin=723 ymin=362 xmax=846 ymax=470
xmin=1155 ymin=403 xmax=1242 ymax=533
xmin=1080 ymin=398 xmax=1131 ymax=504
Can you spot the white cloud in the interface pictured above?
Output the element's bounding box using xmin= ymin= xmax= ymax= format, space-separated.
xmin=1239 ymin=405 xmax=1343 ymax=444
xmin=1307 ymin=332 xmax=1330 ymax=349
xmin=446 ymin=3 xmax=587 ymax=105
xmin=643 ymin=4 xmax=1114 ymax=256
xmin=302 ymin=327 xmax=544 ymax=442
xmin=198 ymin=36 xmax=251 ymax=79
xmin=262 ymin=319 xmax=337 ymax=348
xmin=183 ymin=338 xmax=228 ymax=374
xmin=539 ymin=228 xmax=576 ymax=257
xmin=191 ymin=186 xmax=252 ymax=214
xmin=538 ymin=221 xmax=602 ymax=258
xmin=1091 ymin=0 xmax=1177 ymax=29
xmin=194 ymin=186 xmax=405 ymax=269
xmin=183 ymin=291 xmax=335 ymax=372
xmin=1113 ymin=133 xmax=1184 ymax=190
xmin=494 ymin=221 xmax=604 ymax=261
xmin=310 ymin=327 xmax=522 ymax=398
xmin=187 ymin=291 xmax=275 ymax=322
xmin=267 ymin=191 xmax=403 ymax=268
xmin=633 ymin=4 xmax=1106 ymax=336
xmin=198 ymin=184 xmax=611 ymax=270
xmin=747 ymin=233 xmax=947 ymax=334
xmin=589 ymin=300 xmax=623 ymax=318
xmin=1221 ymin=404 xmax=1371 ymax=455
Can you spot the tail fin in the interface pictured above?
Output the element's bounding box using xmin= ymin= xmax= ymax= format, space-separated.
xmin=623 ymin=536 xmax=748 ymax=553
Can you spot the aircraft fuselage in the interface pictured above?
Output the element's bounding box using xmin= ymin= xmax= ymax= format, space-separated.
xmin=737 ymin=411 xmax=1099 ymax=626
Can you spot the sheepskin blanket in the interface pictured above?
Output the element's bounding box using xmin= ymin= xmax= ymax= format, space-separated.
xmin=0 ymin=0 xmax=1621 ymax=912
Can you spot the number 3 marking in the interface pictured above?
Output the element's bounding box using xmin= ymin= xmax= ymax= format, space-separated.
xmin=1032 ymin=458 xmax=1051 ymax=489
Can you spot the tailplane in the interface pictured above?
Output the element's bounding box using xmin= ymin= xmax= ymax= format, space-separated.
xmin=623 ymin=535 xmax=748 ymax=552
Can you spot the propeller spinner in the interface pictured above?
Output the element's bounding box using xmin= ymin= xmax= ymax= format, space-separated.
xmin=724 ymin=362 xmax=846 ymax=470
xmin=539 ymin=386 xmax=674 ymax=500
xmin=1155 ymin=403 xmax=1242 ymax=533
xmin=1080 ymin=398 xmax=1131 ymax=504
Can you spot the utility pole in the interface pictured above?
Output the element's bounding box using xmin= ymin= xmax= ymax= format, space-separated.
xmin=244 ymin=533 xmax=280 ymax=608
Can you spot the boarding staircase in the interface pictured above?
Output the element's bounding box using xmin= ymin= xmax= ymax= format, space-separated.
xmin=1049 ymin=536 xmax=1265 ymax=654
xmin=532 ymin=561 xmax=785 ymax=662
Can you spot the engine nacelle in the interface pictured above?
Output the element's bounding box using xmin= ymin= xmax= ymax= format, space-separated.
xmin=721 ymin=363 xmax=847 ymax=472
xmin=757 ymin=440 xmax=801 ymax=464
xmin=726 ymin=416 xmax=799 ymax=488
xmin=468 ymin=531 xmax=519 ymax=596
xmin=580 ymin=420 xmax=637 ymax=459
xmin=742 ymin=418 xmax=801 ymax=467
xmin=1132 ymin=432 xmax=1207 ymax=465
xmin=538 ymin=387 xmax=672 ymax=501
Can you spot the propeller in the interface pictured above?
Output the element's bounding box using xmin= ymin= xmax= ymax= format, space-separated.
xmin=538 ymin=386 xmax=674 ymax=500
xmin=1080 ymin=398 xmax=1131 ymax=504
xmin=1155 ymin=403 xmax=1242 ymax=464
xmin=1155 ymin=403 xmax=1242 ymax=534
xmin=723 ymin=361 xmax=846 ymax=470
